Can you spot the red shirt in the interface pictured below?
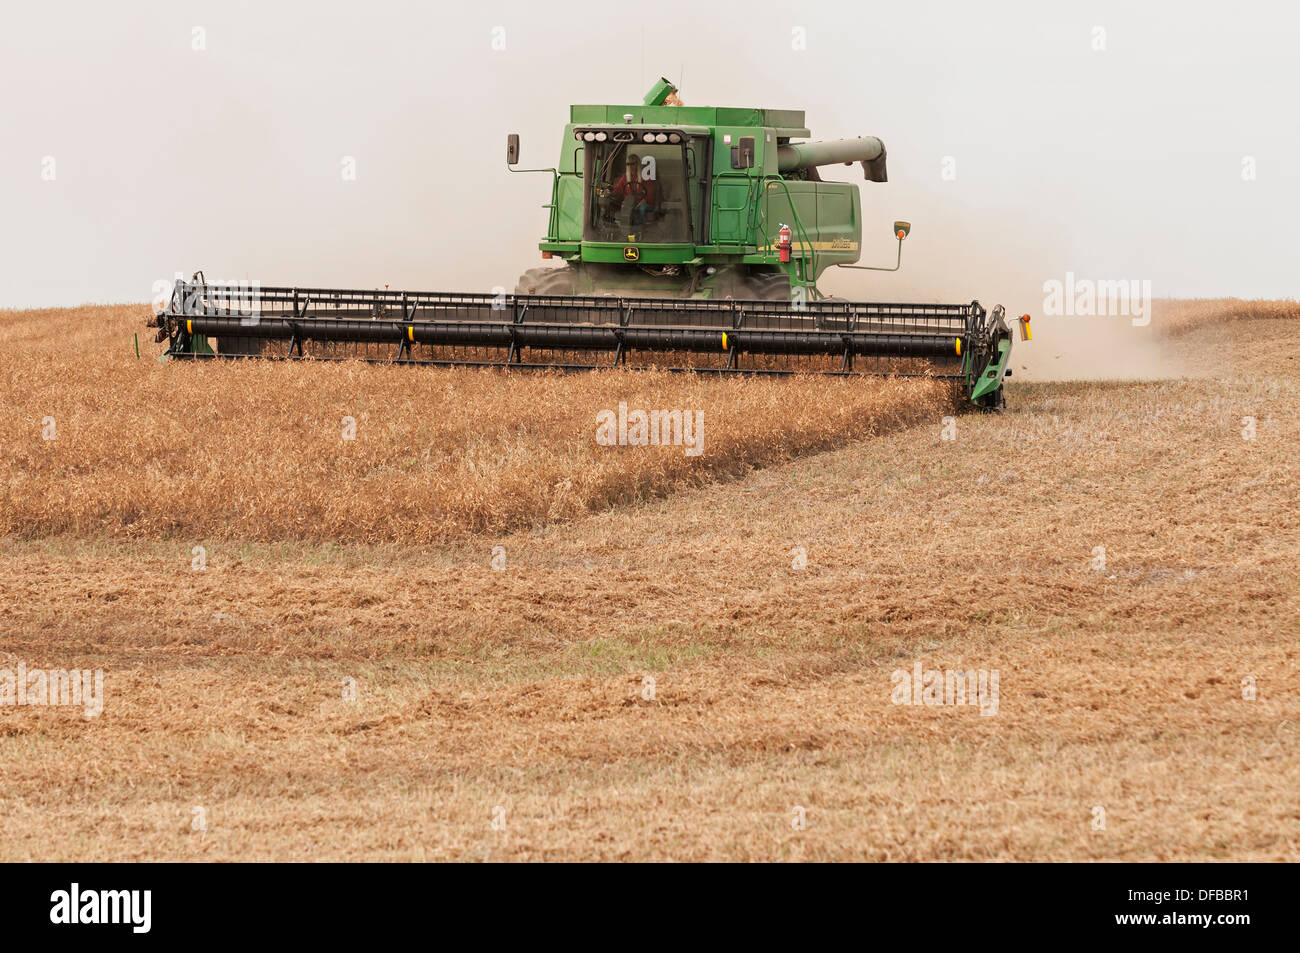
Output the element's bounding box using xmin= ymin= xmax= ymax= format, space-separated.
xmin=611 ymin=175 xmax=656 ymax=205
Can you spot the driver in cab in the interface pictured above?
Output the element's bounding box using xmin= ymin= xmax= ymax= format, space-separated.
xmin=605 ymin=153 xmax=658 ymax=226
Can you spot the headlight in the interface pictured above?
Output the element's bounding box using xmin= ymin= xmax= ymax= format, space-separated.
xmin=668 ymin=133 xmax=681 ymax=144
xmin=583 ymin=132 xmax=596 ymax=142
xmin=595 ymin=131 xmax=607 ymax=142
xmin=643 ymin=132 xmax=655 ymax=142
xmin=655 ymin=133 xmax=668 ymax=143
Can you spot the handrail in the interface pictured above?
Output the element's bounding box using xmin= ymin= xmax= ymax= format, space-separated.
xmin=754 ymin=176 xmax=819 ymax=299
xmin=508 ymin=164 xmax=561 ymax=241
xmin=837 ymin=237 xmax=903 ymax=272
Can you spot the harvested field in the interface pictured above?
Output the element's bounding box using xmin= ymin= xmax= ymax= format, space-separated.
xmin=0 ymin=300 xmax=1297 ymax=861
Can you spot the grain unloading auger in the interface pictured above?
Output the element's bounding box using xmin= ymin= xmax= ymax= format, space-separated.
xmin=149 ymin=78 xmax=1029 ymax=408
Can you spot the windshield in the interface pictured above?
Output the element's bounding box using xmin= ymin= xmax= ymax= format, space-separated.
xmin=583 ymin=140 xmax=691 ymax=244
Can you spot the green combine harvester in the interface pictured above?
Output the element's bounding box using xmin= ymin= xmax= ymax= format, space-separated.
xmin=150 ymin=78 xmax=1028 ymax=408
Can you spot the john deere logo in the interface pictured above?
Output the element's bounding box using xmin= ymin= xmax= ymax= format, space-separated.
xmin=623 ymin=246 xmax=639 ymax=261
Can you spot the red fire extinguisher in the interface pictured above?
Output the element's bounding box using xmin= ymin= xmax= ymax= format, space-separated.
xmin=778 ymin=223 xmax=792 ymax=263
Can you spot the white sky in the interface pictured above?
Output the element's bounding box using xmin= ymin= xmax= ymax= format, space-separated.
xmin=1 ymin=0 xmax=1296 ymax=310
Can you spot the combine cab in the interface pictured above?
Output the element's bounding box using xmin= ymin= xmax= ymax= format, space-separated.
xmin=150 ymin=78 xmax=1028 ymax=408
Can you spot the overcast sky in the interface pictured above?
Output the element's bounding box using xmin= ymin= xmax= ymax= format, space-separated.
xmin=1 ymin=0 xmax=1296 ymax=311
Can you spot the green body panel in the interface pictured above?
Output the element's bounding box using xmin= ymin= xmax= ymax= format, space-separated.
xmin=555 ymin=175 xmax=583 ymax=239
xmin=757 ymin=179 xmax=862 ymax=272
xmin=583 ymin=242 xmax=695 ymax=265
xmin=569 ymin=103 xmax=810 ymax=138
xmin=969 ymin=338 xmax=1012 ymax=406
xmin=158 ymin=329 xmax=215 ymax=362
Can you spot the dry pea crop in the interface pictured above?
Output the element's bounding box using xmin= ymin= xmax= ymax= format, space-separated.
xmin=1155 ymin=297 xmax=1300 ymax=335
xmin=0 ymin=304 xmax=959 ymax=542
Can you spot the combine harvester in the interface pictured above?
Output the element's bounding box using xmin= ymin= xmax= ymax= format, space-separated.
xmin=150 ymin=79 xmax=1029 ymax=408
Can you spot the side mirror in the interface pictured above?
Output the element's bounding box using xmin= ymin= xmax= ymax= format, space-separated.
xmin=893 ymin=221 xmax=911 ymax=240
xmin=506 ymin=134 xmax=520 ymax=165
xmin=731 ymin=136 xmax=756 ymax=170
xmin=739 ymin=136 xmax=755 ymax=169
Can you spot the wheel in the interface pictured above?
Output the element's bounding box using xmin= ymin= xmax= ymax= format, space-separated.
xmin=740 ymin=269 xmax=792 ymax=301
xmin=515 ymin=266 xmax=578 ymax=295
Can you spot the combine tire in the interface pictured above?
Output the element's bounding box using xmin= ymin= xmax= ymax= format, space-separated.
xmin=515 ymin=266 xmax=578 ymax=295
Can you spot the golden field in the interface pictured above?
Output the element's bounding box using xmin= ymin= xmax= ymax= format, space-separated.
xmin=0 ymin=305 xmax=956 ymax=541
xmin=0 ymin=298 xmax=1297 ymax=860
